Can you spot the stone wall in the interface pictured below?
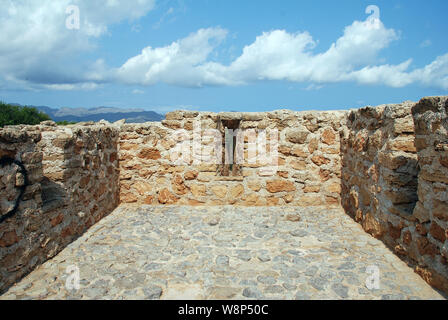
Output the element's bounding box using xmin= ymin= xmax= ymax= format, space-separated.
xmin=0 ymin=126 xmax=43 ymax=292
xmin=411 ymin=96 xmax=448 ymax=292
xmin=2 ymin=96 xmax=448 ymax=295
xmin=118 ymin=110 xmax=346 ymax=207
xmin=341 ymin=97 xmax=448 ymax=293
xmin=341 ymin=101 xmax=418 ymax=241
xmin=0 ymin=122 xmax=120 ymax=293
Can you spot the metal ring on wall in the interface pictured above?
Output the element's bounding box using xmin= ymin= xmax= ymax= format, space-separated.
xmin=0 ymin=157 xmax=29 ymax=224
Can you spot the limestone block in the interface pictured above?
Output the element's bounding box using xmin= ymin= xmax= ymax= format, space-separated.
xmin=266 ymin=180 xmax=296 ymax=193
xmin=286 ymin=126 xmax=309 ymax=144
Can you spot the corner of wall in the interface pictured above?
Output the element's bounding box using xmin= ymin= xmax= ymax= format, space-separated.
xmin=0 ymin=122 xmax=121 ymax=293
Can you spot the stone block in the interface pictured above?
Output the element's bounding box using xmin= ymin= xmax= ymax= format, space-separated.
xmin=158 ymin=188 xmax=178 ymax=204
xmin=230 ymin=184 xmax=244 ymax=198
xmin=303 ymin=185 xmax=320 ymax=193
xmin=138 ymin=148 xmax=161 ymax=160
xmin=321 ymin=128 xmax=336 ymax=145
xmin=211 ymin=185 xmax=228 ymax=198
xmin=190 ymin=184 xmax=206 ymax=197
xmin=388 ymin=137 xmax=417 ymax=153
xmin=286 ymin=126 xmax=309 ymax=144
xmin=393 ymin=116 xmax=414 ymax=135
xmin=430 ymin=222 xmax=446 ymax=243
xmin=311 ymin=155 xmax=330 ymax=166
xmin=266 ymin=180 xmax=296 ymax=193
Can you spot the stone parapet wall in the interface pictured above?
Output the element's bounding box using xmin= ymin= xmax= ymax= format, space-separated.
xmin=37 ymin=122 xmax=120 ymax=243
xmin=1 ymin=96 xmax=448 ymax=295
xmin=118 ymin=110 xmax=346 ymax=207
xmin=341 ymin=101 xmax=418 ymax=240
xmin=341 ymin=97 xmax=448 ymax=293
xmin=411 ymin=96 xmax=448 ymax=292
xmin=0 ymin=126 xmax=43 ymax=292
xmin=0 ymin=122 xmax=120 ymax=293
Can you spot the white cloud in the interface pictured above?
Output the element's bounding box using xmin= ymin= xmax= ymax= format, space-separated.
xmin=411 ymin=53 xmax=448 ymax=89
xmin=115 ymin=17 xmax=448 ymax=89
xmin=116 ymin=28 xmax=228 ymax=87
xmin=199 ymin=19 xmax=399 ymax=85
xmin=0 ymin=0 xmax=155 ymax=89
xmin=345 ymin=59 xmax=415 ymax=87
xmin=42 ymin=83 xmax=101 ymax=91
xmin=1 ymin=2 xmax=447 ymax=91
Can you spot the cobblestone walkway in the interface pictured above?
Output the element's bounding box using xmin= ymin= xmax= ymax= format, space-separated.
xmin=1 ymin=205 xmax=445 ymax=300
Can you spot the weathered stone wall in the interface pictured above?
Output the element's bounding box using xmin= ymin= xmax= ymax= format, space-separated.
xmin=341 ymin=97 xmax=448 ymax=294
xmin=0 ymin=122 xmax=120 ymax=293
xmin=341 ymin=101 xmax=418 ymax=240
xmin=411 ymin=96 xmax=448 ymax=292
xmin=118 ymin=110 xmax=346 ymax=207
xmin=37 ymin=122 xmax=120 ymax=243
xmin=2 ymin=95 xmax=448 ymax=295
xmin=0 ymin=126 xmax=43 ymax=292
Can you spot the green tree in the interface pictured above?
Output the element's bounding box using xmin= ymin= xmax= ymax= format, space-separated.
xmin=0 ymin=102 xmax=51 ymax=127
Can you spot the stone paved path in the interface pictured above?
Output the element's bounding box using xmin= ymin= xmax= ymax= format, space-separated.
xmin=0 ymin=205 xmax=445 ymax=300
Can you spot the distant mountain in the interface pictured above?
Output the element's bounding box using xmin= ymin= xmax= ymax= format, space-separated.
xmin=11 ymin=104 xmax=164 ymax=123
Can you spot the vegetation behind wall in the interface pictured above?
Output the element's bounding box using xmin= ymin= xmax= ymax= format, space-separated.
xmin=0 ymin=102 xmax=51 ymax=128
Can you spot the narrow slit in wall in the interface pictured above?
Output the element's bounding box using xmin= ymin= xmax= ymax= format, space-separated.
xmin=217 ymin=118 xmax=241 ymax=176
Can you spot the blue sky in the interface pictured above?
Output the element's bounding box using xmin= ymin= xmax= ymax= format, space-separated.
xmin=0 ymin=0 xmax=447 ymax=113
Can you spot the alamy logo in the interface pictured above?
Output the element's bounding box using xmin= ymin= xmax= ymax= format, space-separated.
xmin=365 ymin=265 xmax=380 ymax=290
xmin=66 ymin=5 xmax=80 ymax=30
xmin=65 ymin=265 xmax=80 ymax=290
xmin=365 ymin=5 xmax=381 ymax=30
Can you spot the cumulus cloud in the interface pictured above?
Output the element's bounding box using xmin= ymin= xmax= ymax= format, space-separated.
xmin=116 ymin=27 xmax=228 ymax=87
xmin=115 ymin=17 xmax=448 ymax=89
xmin=0 ymin=0 xmax=155 ymax=89
xmin=220 ymin=19 xmax=399 ymax=84
xmin=1 ymin=2 xmax=447 ymax=91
